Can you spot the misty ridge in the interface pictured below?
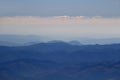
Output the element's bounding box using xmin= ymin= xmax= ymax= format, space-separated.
xmin=1 ymin=35 xmax=120 ymax=46
xmin=0 ymin=0 xmax=120 ymax=80
xmin=0 ymin=35 xmax=120 ymax=80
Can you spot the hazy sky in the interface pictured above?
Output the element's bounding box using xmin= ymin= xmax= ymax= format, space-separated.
xmin=0 ymin=0 xmax=120 ymax=39
xmin=0 ymin=0 xmax=120 ymax=17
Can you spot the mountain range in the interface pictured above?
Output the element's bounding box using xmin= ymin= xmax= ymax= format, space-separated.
xmin=0 ymin=41 xmax=120 ymax=80
xmin=1 ymin=35 xmax=120 ymax=46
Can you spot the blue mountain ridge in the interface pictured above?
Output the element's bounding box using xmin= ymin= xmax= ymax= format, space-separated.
xmin=0 ymin=42 xmax=120 ymax=80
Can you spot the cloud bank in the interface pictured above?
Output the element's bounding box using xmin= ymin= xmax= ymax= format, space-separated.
xmin=0 ymin=16 xmax=120 ymax=24
xmin=0 ymin=16 xmax=120 ymax=39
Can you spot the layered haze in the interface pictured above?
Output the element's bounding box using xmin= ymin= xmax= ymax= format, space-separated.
xmin=0 ymin=16 xmax=120 ymax=40
xmin=0 ymin=0 xmax=120 ymax=40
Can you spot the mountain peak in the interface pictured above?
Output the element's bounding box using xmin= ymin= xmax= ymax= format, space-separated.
xmin=69 ymin=40 xmax=82 ymax=46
